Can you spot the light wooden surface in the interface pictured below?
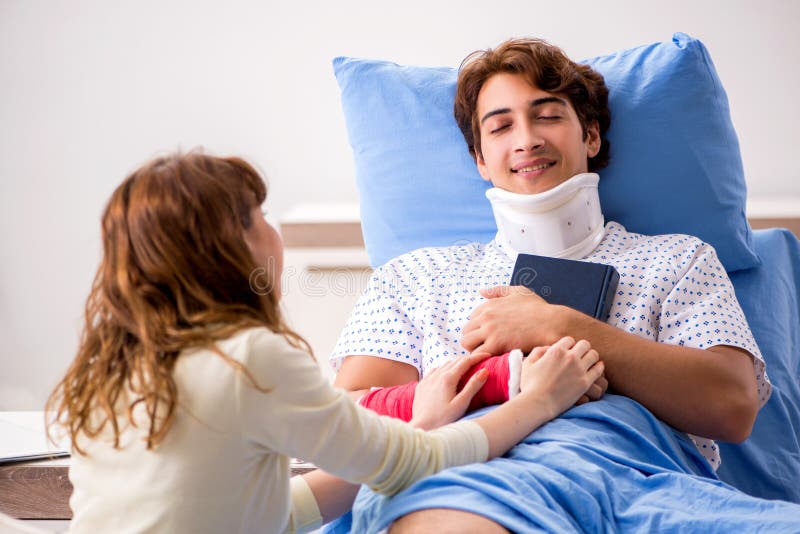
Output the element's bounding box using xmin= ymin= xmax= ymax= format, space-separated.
xmin=281 ymin=221 xmax=364 ymax=248
xmin=748 ymin=217 xmax=800 ymax=238
xmin=280 ymin=202 xmax=364 ymax=248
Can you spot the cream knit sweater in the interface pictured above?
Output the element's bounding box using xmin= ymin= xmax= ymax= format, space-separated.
xmin=68 ymin=327 xmax=488 ymax=533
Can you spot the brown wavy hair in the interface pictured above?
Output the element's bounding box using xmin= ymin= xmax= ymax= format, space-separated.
xmin=46 ymin=151 xmax=310 ymax=453
xmin=454 ymin=37 xmax=611 ymax=172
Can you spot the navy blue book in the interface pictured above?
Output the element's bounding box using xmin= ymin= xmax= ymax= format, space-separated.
xmin=510 ymin=254 xmax=620 ymax=320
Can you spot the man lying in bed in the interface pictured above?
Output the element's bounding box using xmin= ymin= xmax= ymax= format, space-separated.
xmin=330 ymin=38 xmax=797 ymax=532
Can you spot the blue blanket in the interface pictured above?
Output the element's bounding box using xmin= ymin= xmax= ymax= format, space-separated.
xmin=327 ymin=394 xmax=800 ymax=533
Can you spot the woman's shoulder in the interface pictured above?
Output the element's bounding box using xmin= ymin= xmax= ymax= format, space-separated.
xmin=223 ymin=325 xmax=282 ymax=345
xmin=175 ymin=326 xmax=313 ymax=389
xmin=175 ymin=326 xmax=293 ymax=371
xmin=218 ymin=326 xmax=299 ymax=360
xmin=230 ymin=326 xmax=315 ymax=375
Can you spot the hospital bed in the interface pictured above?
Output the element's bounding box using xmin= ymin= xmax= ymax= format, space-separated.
xmin=325 ymin=32 xmax=800 ymax=531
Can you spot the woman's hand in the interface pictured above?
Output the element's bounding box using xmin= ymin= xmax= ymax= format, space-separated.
xmin=410 ymin=352 xmax=491 ymax=430
xmin=519 ymin=336 xmax=604 ymax=420
xmin=527 ymin=344 xmax=609 ymax=406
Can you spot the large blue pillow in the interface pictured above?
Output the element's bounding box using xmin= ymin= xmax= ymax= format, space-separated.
xmin=333 ymin=33 xmax=760 ymax=271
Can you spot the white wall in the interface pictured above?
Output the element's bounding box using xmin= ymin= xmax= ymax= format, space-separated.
xmin=1 ymin=0 xmax=798 ymax=409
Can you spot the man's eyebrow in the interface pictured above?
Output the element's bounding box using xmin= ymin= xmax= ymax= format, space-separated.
xmin=480 ymin=108 xmax=510 ymax=125
xmin=530 ymin=96 xmax=568 ymax=108
xmin=480 ymin=96 xmax=568 ymax=125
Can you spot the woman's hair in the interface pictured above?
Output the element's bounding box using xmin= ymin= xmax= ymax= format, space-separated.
xmin=454 ymin=37 xmax=611 ymax=172
xmin=46 ymin=151 xmax=310 ymax=453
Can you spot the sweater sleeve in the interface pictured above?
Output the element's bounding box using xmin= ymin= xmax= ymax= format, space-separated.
xmin=235 ymin=328 xmax=489 ymax=496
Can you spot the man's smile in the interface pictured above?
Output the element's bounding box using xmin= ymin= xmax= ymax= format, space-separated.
xmin=511 ymin=159 xmax=556 ymax=176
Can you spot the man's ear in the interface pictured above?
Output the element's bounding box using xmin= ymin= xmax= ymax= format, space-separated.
xmin=585 ymin=121 xmax=601 ymax=158
xmin=476 ymin=151 xmax=492 ymax=182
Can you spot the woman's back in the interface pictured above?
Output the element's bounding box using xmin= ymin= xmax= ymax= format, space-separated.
xmin=69 ymin=328 xmax=305 ymax=533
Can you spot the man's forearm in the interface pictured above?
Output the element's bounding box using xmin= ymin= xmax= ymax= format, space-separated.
xmin=564 ymin=308 xmax=759 ymax=441
xmin=334 ymin=355 xmax=420 ymax=391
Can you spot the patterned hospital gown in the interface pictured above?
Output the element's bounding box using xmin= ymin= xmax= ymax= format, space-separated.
xmin=331 ymin=222 xmax=771 ymax=469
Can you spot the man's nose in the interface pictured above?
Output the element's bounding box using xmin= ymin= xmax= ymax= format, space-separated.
xmin=514 ymin=122 xmax=545 ymax=152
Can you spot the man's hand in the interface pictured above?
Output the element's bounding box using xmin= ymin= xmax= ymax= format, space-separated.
xmin=577 ymin=374 xmax=609 ymax=405
xmin=461 ymin=285 xmax=570 ymax=354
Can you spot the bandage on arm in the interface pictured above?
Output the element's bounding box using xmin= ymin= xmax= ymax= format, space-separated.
xmin=358 ymin=352 xmax=521 ymax=421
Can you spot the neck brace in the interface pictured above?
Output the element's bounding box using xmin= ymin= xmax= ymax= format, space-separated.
xmin=486 ymin=173 xmax=605 ymax=259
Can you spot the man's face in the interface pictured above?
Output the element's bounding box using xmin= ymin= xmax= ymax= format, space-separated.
xmin=475 ymin=72 xmax=600 ymax=194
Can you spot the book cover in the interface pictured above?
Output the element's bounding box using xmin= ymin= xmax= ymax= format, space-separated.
xmin=510 ymin=254 xmax=620 ymax=320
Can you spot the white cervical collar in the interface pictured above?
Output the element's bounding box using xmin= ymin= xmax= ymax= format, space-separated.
xmin=486 ymin=173 xmax=605 ymax=259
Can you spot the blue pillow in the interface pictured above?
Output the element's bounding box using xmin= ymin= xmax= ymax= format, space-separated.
xmin=333 ymin=33 xmax=760 ymax=271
